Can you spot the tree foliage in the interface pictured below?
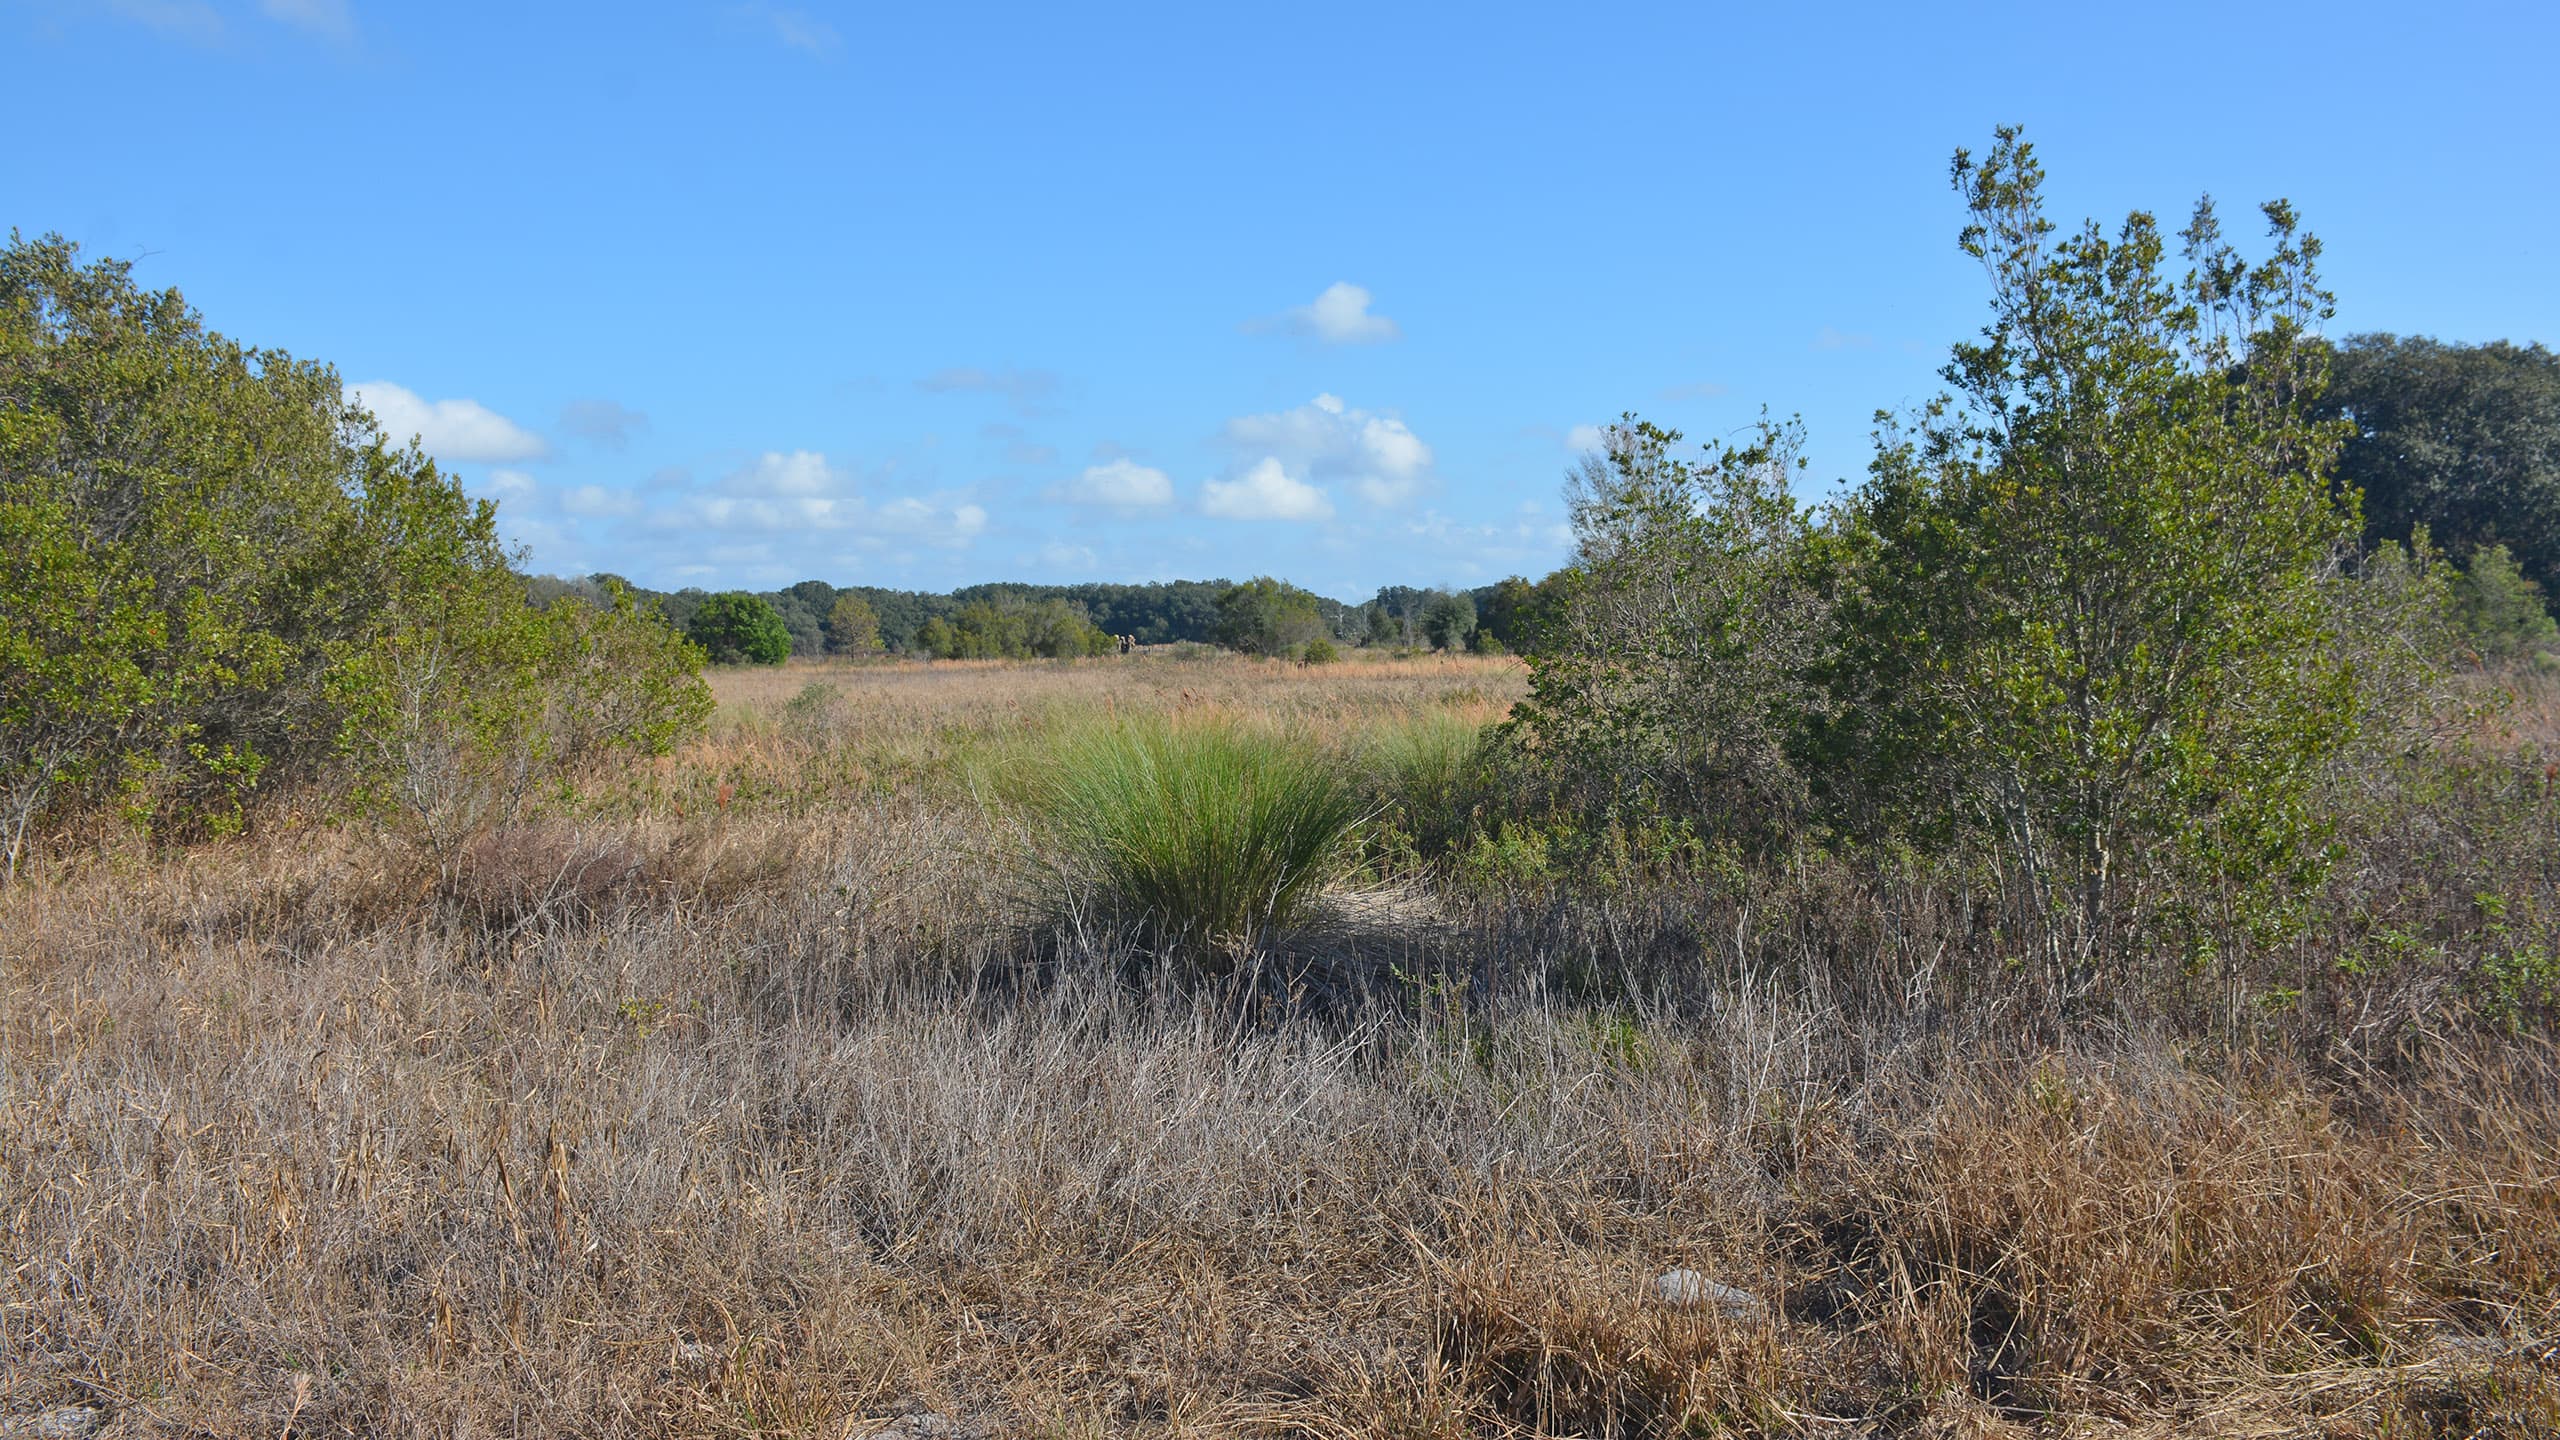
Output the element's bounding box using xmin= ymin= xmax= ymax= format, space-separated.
xmin=0 ymin=232 xmax=708 ymax=879
xmin=686 ymin=592 xmax=793 ymax=665
xmin=2322 ymin=334 xmax=2560 ymax=599
xmin=1215 ymin=577 xmax=1328 ymax=656
xmin=1421 ymin=590 xmax=1478 ymax=651
xmin=1504 ymin=416 xmax=1823 ymax=839
xmin=915 ymin=595 xmax=1112 ymax=659
xmin=1819 ymin=129 xmax=2378 ymax=968
xmin=824 ymin=591 xmax=884 ymax=656
xmin=2453 ymin=542 xmax=2560 ymax=662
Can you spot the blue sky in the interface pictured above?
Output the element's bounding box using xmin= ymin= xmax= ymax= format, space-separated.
xmin=9 ymin=1 xmax=2555 ymax=601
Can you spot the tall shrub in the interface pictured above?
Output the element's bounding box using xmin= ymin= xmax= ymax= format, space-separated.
xmin=0 ymin=232 xmax=709 ymax=878
xmin=1817 ymin=129 xmax=2375 ymax=979
xmin=1505 ymin=415 xmax=1825 ymax=843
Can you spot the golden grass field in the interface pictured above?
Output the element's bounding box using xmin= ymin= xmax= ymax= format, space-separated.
xmin=4 ymin=651 xmax=2556 ymax=1438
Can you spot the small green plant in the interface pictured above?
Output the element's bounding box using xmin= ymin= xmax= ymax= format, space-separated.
xmin=1011 ymin=717 xmax=1365 ymax=967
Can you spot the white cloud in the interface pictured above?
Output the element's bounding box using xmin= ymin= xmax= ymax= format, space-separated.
xmin=724 ymin=448 xmax=838 ymax=497
xmin=560 ymin=484 xmax=642 ymax=518
xmin=482 ymin=468 xmax=538 ymax=500
xmin=349 ymin=380 xmax=550 ymax=464
xmin=1222 ymin=393 xmax=1435 ymax=506
xmin=1813 ymin=326 xmax=1877 ymax=352
xmin=1201 ymin=458 xmax=1333 ymax=522
xmin=1259 ymin=282 xmax=1401 ymax=344
xmin=643 ymin=451 xmax=987 ymax=549
xmin=1037 ymin=541 xmax=1100 ymax=572
xmin=1565 ymin=423 xmax=1609 ymax=451
xmin=259 ymin=0 xmax=353 ymax=40
xmin=1052 ymin=458 xmax=1174 ymax=508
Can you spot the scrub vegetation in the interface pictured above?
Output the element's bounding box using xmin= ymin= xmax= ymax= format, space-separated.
xmin=6 ymin=131 xmax=2560 ymax=1437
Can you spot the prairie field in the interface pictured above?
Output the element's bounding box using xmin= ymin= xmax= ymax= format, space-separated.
xmin=5 ymin=651 xmax=2557 ymax=1439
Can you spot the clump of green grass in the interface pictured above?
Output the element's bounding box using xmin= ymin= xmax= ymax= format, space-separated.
xmin=1010 ymin=716 xmax=1367 ymax=964
xmin=1357 ymin=709 xmax=1491 ymax=867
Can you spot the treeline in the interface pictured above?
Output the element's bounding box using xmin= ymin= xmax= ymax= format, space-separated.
xmin=525 ymin=573 xmax=1562 ymax=663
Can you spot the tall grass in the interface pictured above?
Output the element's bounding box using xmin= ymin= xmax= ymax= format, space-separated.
xmin=1008 ymin=716 xmax=1367 ymax=963
xmin=1355 ymin=708 xmax=1492 ymax=870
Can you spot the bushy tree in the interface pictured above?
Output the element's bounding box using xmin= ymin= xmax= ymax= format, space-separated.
xmin=1506 ymin=415 xmax=1823 ymax=839
xmin=1421 ymin=590 xmax=1477 ymax=651
xmin=2322 ymin=335 xmax=2560 ymax=599
xmin=1820 ymin=129 xmax=2371 ymax=974
xmin=686 ymin=592 xmax=792 ymax=665
xmin=914 ymin=595 xmax=1108 ymax=659
xmin=1474 ymin=575 xmax=1553 ymax=655
xmin=2454 ymin=543 xmax=2560 ymax=661
xmin=1215 ymin=577 xmax=1326 ymax=656
xmin=0 ymin=232 xmax=708 ymax=878
xmin=825 ymin=592 xmax=884 ymax=656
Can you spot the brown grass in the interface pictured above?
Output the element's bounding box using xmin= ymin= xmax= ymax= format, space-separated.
xmin=4 ymin=653 xmax=2556 ymax=1438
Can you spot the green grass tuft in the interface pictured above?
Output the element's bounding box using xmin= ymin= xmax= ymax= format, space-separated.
xmin=1010 ymin=716 xmax=1366 ymax=964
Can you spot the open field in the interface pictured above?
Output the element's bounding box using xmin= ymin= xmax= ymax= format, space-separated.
xmin=5 ymin=653 xmax=2558 ymax=1438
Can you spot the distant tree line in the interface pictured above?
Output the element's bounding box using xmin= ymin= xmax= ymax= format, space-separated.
xmin=522 ymin=572 xmax=1565 ymax=665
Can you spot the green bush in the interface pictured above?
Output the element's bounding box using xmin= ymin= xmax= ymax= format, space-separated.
xmin=1300 ymin=637 xmax=1339 ymax=665
xmin=0 ymin=232 xmax=709 ymax=878
xmin=2454 ymin=543 xmax=2560 ymax=661
xmin=687 ymin=592 xmax=792 ymax=665
xmin=1215 ymin=576 xmax=1327 ymax=656
xmin=1010 ymin=718 xmax=1365 ymax=966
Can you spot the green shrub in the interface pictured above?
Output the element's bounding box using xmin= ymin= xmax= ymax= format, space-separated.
xmin=687 ymin=592 xmax=792 ymax=665
xmin=1300 ymin=637 xmax=1339 ymax=665
xmin=1011 ymin=718 xmax=1365 ymax=966
xmin=0 ymin=233 xmax=709 ymax=877
xmin=2454 ymin=543 xmax=2560 ymax=661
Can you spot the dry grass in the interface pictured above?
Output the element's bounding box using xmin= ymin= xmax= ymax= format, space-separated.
xmin=4 ymin=653 xmax=2556 ymax=1438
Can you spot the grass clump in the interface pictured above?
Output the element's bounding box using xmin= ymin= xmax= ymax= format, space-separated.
xmin=1357 ymin=708 xmax=1491 ymax=870
xmin=1012 ymin=716 xmax=1365 ymax=963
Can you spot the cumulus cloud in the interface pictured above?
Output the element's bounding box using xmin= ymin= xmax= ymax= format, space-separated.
xmin=1221 ymin=392 xmax=1434 ymax=506
xmin=348 ymin=380 xmax=551 ymax=464
xmin=723 ymin=448 xmax=838 ymax=497
xmin=1251 ymin=281 xmax=1400 ymax=344
xmin=559 ymin=398 xmax=649 ymax=450
xmin=481 ymin=468 xmax=538 ymax=500
xmin=1052 ymin=458 xmax=1174 ymax=508
xmin=259 ymin=0 xmax=353 ymax=40
xmin=916 ymin=366 xmax=1060 ymax=415
xmin=1564 ymin=423 xmax=1609 ymax=451
xmin=641 ymin=450 xmax=987 ymax=549
xmin=1201 ymin=458 xmax=1333 ymax=522
xmin=560 ymin=484 xmax=642 ymax=518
